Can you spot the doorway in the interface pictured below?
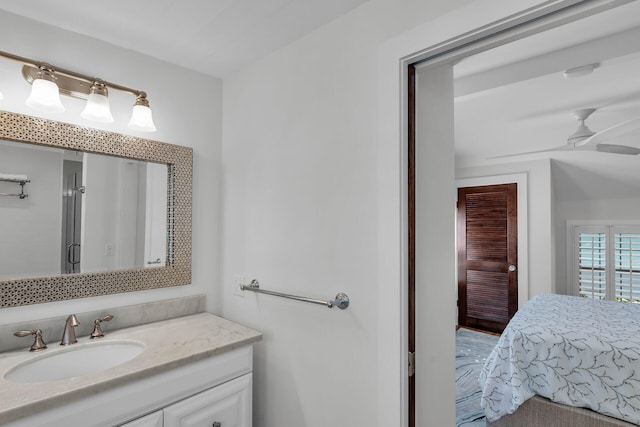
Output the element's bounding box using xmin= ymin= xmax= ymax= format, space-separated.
xmin=404 ymin=1 xmax=638 ymax=425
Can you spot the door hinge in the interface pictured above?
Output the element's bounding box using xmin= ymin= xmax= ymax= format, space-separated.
xmin=408 ymin=351 xmax=415 ymax=377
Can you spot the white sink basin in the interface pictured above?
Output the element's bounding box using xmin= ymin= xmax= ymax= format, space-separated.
xmin=4 ymin=340 xmax=145 ymax=383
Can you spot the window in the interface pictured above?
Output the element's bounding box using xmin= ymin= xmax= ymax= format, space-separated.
xmin=575 ymin=226 xmax=640 ymax=302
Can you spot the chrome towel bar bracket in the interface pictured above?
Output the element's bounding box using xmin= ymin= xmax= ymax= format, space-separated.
xmin=241 ymin=279 xmax=349 ymax=310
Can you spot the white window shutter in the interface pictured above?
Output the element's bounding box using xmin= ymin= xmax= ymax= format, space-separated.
xmin=612 ymin=228 xmax=640 ymax=303
xmin=574 ymin=225 xmax=640 ymax=303
xmin=575 ymin=227 xmax=607 ymax=300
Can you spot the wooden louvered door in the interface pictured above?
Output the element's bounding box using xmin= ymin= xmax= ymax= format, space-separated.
xmin=457 ymin=184 xmax=517 ymax=333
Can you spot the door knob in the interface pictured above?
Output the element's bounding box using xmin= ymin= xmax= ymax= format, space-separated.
xmin=508 ymin=265 xmax=517 ymax=272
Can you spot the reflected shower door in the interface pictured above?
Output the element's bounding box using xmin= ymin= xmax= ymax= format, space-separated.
xmin=61 ymin=160 xmax=83 ymax=274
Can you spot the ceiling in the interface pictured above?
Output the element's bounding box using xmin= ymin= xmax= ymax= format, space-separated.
xmin=1 ymin=0 xmax=638 ymax=200
xmin=0 ymin=0 xmax=368 ymax=78
xmin=454 ymin=1 xmax=640 ymax=200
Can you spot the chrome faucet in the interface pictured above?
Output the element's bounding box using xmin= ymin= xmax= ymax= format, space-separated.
xmin=60 ymin=314 xmax=79 ymax=345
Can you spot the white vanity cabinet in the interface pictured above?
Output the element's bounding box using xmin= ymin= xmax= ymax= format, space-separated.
xmin=120 ymin=373 xmax=252 ymax=427
xmin=0 ymin=313 xmax=261 ymax=427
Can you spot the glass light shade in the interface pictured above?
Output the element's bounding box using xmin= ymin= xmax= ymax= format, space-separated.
xmin=128 ymin=104 xmax=156 ymax=132
xmin=25 ymin=78 xmax=65 ymax=112
xmin=81 ymin=93 xmax=114 ymax=123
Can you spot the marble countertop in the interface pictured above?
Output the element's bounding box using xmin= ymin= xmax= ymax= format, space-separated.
xmin=0 ymin=313 xmax=262 ymax=421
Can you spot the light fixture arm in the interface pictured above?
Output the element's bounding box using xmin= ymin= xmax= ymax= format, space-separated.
xmin=0 ymin=50 xmax=146 ymax=99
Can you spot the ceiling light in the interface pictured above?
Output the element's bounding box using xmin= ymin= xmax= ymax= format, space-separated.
xmin=128 ymin=93 xmax=156 ymax=132
xmin=25 ymin=65 xmax=65 ymax=113
xmin=0 ymin=50 xmax=157 ymax=132
xmin=81 ymin=81 xmax=114 ymax=123
xmin=563 ymin=63 xmax=598 ymax=79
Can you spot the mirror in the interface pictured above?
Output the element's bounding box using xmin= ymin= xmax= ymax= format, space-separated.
xmin=0 ymin=140 xmax=168 ymax=280
xmin=0 ymin=110 xmax=192 ymax=308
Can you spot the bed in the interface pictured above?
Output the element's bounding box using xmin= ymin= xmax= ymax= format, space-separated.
xmin=480 ymin=294 xmax=640 ymax=426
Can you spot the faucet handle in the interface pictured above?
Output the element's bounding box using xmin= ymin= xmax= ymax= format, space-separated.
xmin=14 ymin=329 xmax=47 ymax=352
xmin=90 ymin=314 xmax=114 ymax=338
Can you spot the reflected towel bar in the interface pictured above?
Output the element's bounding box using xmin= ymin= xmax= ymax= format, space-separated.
xmin=0 ymin=178 xmax=30 ymax=199
xmin=241 ymin=279 xmax=349 ymax=309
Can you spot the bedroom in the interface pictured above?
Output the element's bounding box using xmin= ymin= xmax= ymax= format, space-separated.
xmin=449 ymin=2 xmax=640 ymax=424
xmin=453 ymin=1 xmax=640 ymax=316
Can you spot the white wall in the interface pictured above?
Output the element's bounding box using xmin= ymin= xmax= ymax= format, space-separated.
xmin=456 ymin=159 xmax=555 ymax=299
xmin=0 ymin=11 xmax=223 ymax=322
xmin=220 ymin=1 xmax=537 ymax=426
xmin=0 ymin=142 xmax=62 ymax=279
xmin=81 ymin=153 xmax=120 ymax=272
xmin=144 ymin=163 xmax=168 ymax=267
xmin=81 ymin=155 xmax=142 ymax=272
xmin=115 ymin=160 xmax=143 ymax=270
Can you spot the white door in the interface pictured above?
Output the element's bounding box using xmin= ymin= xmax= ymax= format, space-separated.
xmin=413 ymin=62 xmax=456 ymax=426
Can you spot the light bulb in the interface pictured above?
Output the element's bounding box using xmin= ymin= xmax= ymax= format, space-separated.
xmin=128 ymin=94 xmax=156 ymax=132
xmin=25 ymin=77 xmax=65 ymax=113
xmin=81 ymin=83 xmax=114 ymax=123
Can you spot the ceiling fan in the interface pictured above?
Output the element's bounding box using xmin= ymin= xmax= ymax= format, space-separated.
xmin=491 ymin=108 xmax=640 ymax=158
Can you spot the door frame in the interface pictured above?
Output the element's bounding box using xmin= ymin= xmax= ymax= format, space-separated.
xmin=456 ymin=174 xmax=529 ymax=311
xmin=457 ymin=182 xmax=519 ymax=333
xmin=384 ymin=1 xmax=633 ymax=426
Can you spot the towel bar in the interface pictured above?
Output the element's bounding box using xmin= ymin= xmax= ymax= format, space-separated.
xmin=241 ymin=279 xmax=349 ymax=309
xmin=0 ymin=177 xmax=30 ymax=199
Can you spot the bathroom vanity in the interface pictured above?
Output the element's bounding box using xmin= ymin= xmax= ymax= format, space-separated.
xmin=0 ymin=111 xmax=259 ymax=426
xmin=0 ymin=111 xmax=257 ymax=426
xmin=0 ymin=313 xmax=261 ymax=427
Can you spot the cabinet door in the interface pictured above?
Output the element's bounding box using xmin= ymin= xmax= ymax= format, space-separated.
xmin=118 ymin=410 xmax=163 ymax=427
xmin=164 ymin=373 xmax=252 ymax=427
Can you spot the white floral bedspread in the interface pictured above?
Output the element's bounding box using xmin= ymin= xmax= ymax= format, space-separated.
xmin=480 ymin=294 xmax=640 ymax=425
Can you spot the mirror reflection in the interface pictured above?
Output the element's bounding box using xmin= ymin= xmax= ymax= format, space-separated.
xmin=0 ymin=139 xmax=168 ymax=280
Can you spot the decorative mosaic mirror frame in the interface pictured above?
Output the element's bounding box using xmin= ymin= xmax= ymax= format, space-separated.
xmin=0 ymin=110 xmax=192 ymax=307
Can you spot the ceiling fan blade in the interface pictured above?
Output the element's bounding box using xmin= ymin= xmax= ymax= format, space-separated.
xmin=596 ymin=143 xmax=640 ymax=155
xmin=579 ymin=117 xmax=640 ymax=146
xmin=487 ymin=144 xmax=571 ymax=159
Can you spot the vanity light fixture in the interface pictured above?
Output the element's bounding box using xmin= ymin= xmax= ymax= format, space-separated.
xmin=24 ymin=65 xmax=65 ymax=113
xmin=80 ymin=80 xmax=114 ymax=123
xmin=128 ymin=92 xmax=156 ymax=132
xmin=0 ymin=50 xmax=156 ymax=132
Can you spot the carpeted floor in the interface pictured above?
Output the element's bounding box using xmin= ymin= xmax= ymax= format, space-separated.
xmin=456 ymin=328 xmax=500 ymax=427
